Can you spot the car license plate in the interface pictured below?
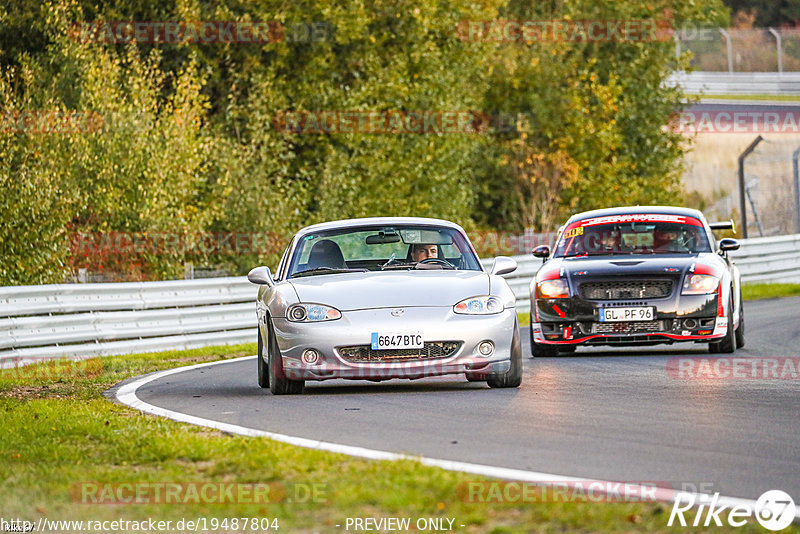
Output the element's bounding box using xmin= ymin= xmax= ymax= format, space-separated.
xmin=371 ymin=332 xmax=424 ymax=350
xmin=599 ymin=307 xmax=654 ymax=322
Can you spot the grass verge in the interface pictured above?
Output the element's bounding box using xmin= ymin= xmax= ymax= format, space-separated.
xmin=0 ymin=343 xmax=769 ymax=533
xmin=700 ymin=94 xmax=800 ymax=102
xmin=742 ymin=282 xmax=800 ymax=301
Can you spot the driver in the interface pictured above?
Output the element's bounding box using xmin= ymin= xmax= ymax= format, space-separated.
xmin=600 ymin=230 xmax=621 ymax=251
xmin=410 ymin=243 xmax=438 ymax=262
xmin=653 ymin=229 xmax=683 ymax=252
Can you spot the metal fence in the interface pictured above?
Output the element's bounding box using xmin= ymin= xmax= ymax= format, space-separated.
xmin=683 ymin=135 xmax=800 ymax=238
xmin=677 ymin=28 xmax=800 ymax=73
xmin=666 ymin=72 xmax=800 ymax=94
xmin=2 ymin=234 xmax=799 ymax=363
xmin=0 ymin=278 xmax=255 ymax=364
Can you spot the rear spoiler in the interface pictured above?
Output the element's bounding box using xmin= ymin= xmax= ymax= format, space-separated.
xmin=709 ymin=219 xmax=736 ymax=233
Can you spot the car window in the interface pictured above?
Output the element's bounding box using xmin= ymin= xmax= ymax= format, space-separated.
xmin=553 ymin=215 xmax=712 ymax=257
xmin=275 ymin=238 xmax=294 ymax=280
xmin=288 ymin=225 xmax=481 ymax=276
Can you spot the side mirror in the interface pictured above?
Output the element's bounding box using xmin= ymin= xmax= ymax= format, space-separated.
xmin=719 ymin=238 xmax=740 ymax=252
xmin=490 ymin=256 xmax=517 ymax=276
xmin=532 ymin=245 xmax=551 ymax=259
xmin=247 ymin=266 xmax=276 ymax=286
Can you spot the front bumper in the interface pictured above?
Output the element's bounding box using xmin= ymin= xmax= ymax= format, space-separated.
xmin=532 ymin=292 xmax=728 ymax=346
xmin=270 ymin=307 xmax=516 ymax=381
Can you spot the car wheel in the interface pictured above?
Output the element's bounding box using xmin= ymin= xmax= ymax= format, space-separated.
xmin=488 ymin=320 xmax=523 ymax=388
xmin=530 ymin=324 xmax=560 ymax=357
xmin=735 ymin=296 xmax=745 ymax=349
xmin=710 ymin=297 xmax=736 ymax=354
xmin=267 ymin=320 xmax=304 ymax=395
xmin=257 ymin=327 xmax=269 ymax=389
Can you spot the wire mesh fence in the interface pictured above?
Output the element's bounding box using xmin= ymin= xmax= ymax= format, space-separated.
xmin=683 ymin=134 xmax=800 ymax=237
xmin=677 ymin=28 xmax=800 ymax=72
xmin=740 ymin=137 xmax=800 ymax=236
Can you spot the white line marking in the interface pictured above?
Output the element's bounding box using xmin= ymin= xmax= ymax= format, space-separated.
xmin=116 ymin=356 xmax=799 ymax=519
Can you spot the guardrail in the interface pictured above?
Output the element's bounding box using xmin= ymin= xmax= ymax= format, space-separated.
xmin=666 ymin=71 xmax=800 ymax=95
xmin=2 ymin=234 xmax=798 ymax=363
xmin=0 ymin=278 xmax=255 ymax=364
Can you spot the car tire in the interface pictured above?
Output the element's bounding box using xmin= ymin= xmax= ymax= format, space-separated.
xmin=267 ymin=320 xmax=304 ymax=395
xmin=488 ymin=320 xmax=523 ymax=388
xmin=257 ymin=327 xmax=269 ymax=389
xmin=735 ymin=296 xmax=745 ymax=349
xmin=710 ymin=297 xmax=736 ymax=354
xmin=530 ymin=324 xmax=560 ymax=357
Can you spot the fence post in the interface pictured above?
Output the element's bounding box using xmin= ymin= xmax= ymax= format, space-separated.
xmin=738 ymin=135 xmax=763 ymax=239
xmin=719 ymin=28 xmax=733 ymax=73
xmin=768 ymin=28 xmax=782 ymax=74
xmin=793 ymin=146 xmax=800 ymax=233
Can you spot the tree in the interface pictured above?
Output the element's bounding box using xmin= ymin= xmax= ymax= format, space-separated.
xmin=475 ymin=0 xmax=729 ymax=233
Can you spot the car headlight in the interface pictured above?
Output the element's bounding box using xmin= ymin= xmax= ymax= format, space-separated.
xmin=682 ymin=274 xmax=719 ymax=295
xmin=287 ymin=303 xmax=342 ymax=322
xmin=536 ymin=279 xmax=569 ymax=299
xmin=454 ymin=296 xmax=503 ymax=315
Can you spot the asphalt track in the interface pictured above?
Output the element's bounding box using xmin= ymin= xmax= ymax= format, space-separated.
xmin=118 ymin=297 xmax=800 ymax=502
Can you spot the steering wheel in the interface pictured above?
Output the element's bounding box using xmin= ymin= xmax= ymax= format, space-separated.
xmin=417 ymin=258 xmax=455 ymax=268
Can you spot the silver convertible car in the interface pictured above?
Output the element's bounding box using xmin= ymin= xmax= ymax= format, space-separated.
xmin=247 ymin=217 xmax=522 ymax=394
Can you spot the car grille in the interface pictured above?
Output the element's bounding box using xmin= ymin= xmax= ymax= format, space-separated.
xmin=591 ymin=320 xmax=664 ymax=334
xmin=337 ymin=341 xmax=461 ymax=363
xmin=580 ymin=280 xmax=673 ymax=300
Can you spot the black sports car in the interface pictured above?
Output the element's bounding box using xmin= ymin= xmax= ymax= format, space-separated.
xmin=528 ymin=206 xmax=744 ymax=356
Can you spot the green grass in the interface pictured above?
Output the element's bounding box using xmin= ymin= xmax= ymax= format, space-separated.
xmin=700 ymin=93 xmax=800 ymax=102
xmin=3 ymin=344 xmax=782 ymax=533
xmin=742 ymin=282 xmax=800 ymax=301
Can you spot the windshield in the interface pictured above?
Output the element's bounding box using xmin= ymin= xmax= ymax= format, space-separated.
xmin=287 ymin=225 xmax=482 ymax=277
xmin=553 ymin=215 xmax=711 ymax=257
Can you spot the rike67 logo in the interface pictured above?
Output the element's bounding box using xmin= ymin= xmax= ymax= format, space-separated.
xmin=669 ymin=490 xmax=796 ymax=530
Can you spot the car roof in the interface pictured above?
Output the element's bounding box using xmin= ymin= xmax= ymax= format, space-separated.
xmin=564 ymin=206 xmax=708 ymax=225
xmin=294 ymin=217 xmax=467 ymax=237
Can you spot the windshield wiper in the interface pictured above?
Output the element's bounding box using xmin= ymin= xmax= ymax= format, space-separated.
xmin=381 ymin=263 xmax=414 ymax=270
xmin=291 ymin=267 xmax=368 ymax=278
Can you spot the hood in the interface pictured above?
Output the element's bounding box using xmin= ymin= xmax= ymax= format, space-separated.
xmin=542 ymin=253 xmax=725 ymax=280
xmin=288 ymin=270 xmax=489 ymax=310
